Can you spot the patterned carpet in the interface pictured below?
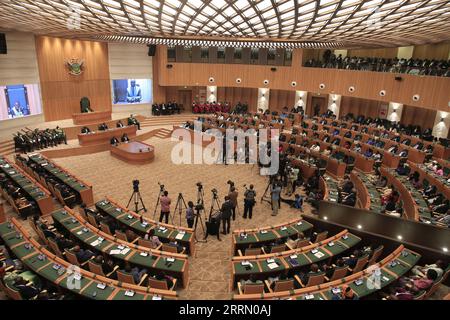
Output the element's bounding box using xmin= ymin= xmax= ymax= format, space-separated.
xmin=48 ymin=135 xmax=314 ymax=299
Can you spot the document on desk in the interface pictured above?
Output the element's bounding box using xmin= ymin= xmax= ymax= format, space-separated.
xmin=110 ymin=249 xmax=121 ymax=255
xmin=314 ymin=251 xmax=325 ymax=259
xmin=120 ymin=248 xmax=130 ymax=255
xmin=175 ymin=232 xmax=185 ymax=240
xmin=267 ymin=262 xmax=279 ymax=270
xmin=90 ymin=239 xmax=101 ymax=247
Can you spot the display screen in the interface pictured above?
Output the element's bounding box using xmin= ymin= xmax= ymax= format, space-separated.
xmin=0 ymin=84 xmax=42 ymax=120
xmin=112 ymin=79 xmax=152 ymax=105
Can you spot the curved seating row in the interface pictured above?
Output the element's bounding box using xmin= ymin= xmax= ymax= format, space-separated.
xmin=51 ymin=207 xmax=189 ymax=288
xmin=0 ymin=218 xmax=176 ymax=300
xmin=352 ymin=171 xmax=383 ymax=212
xmin=95 ymin=197 xmax=195 ymax=255
xmin=232 ymin=218 xmax=313 ymax=255
xmin=233 ymin=245 xmax=421 ymax=300
xmin=231 ymin=229 xmax=361 ymax=289
xmin=0 ymin=157 xmax=53 ymax=216
xmin=16 ymin=154 xmax=94 ymax=206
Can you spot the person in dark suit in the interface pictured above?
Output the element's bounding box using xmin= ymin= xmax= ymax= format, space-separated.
xmin=116 ymin=120 xmax=125 ymax=128
xmin=13 ymin=277 xmax=40 ymax=299
xmin=220 ymin=196 xmax=233 ymax=235
xmin=81 ymin=126 xmax=91 ymax=134
xmin=128 ymin=114 xmax=141 ymax=130
xmin=72 ymin=245 xmax=95 ymax=263
xmin=120 ymin=133 xmax=130 ymax=143
xmin=110 ymin=137 xmax=119 ymax=146
xmin=98 ymin=123 xmax=108 ymax=131
xmin=121 ymin=262 xmax=147 ymax=284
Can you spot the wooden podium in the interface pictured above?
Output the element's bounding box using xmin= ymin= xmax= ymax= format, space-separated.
xmin=78 ymin=126 xmax=137 ymax=146
xmin=110 ymin=141 xmax=155 ymax=164
xmin=72 ymin=111 xmax=112 ymax=125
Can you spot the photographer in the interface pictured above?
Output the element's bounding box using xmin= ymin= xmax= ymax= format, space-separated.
xmin=159 ymin=191 xmax=171 ymax=224
xmin=220 ymin=196 xmax=233 ymax=235
xmin=270 ymin=181 xmax=282 ymax=216
xmin=186 ymin=201 xmax=195 ymax=228
xmin=243 ymin=184 xmax=256 ymax=219
xmin=228 ymin=185 xmax=238 ymax=221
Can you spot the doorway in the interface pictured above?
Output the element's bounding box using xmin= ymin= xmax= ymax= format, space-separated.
xmin=177 ymin=90 xmax=192 ymax=112
xmin=310 ymin=96 xmax=327 ymax=117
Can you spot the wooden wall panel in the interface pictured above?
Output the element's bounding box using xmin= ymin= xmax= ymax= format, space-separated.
xmin=340 ymin=96 xmax=383 ymax=119
xmin=412 ymin=42 xmax=450 ymax=60
xmin=401 ymin=105 xmax=437 ymax=130
xmin=36 ymin=36 xmax=111 ymax=121
xmin=269 ymin=89 xmax=295 ymax=111
xmin=0 ymin=32 xmax=40 ymax=85
xmin=216 ymin=87 xmax=258 ymax=112
xmin=155 ymin=45 xmax=450 ymax=112
xmin=347 ymin=47 xmax=398 ymax=58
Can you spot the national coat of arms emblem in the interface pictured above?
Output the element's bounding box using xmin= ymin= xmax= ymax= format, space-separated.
xmin=65 ymin=58 xmax=84 ymax=76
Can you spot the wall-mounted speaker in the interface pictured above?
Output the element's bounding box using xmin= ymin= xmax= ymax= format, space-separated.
xmin=0 ymin=33 xmax=6 ymax=54
xmin=394 ymin=76 xmax=402 ymax=81
xmin=147 ymin=44 xmax=156 ymax=56
xmin=271 ymin=67 xmax=277 ymax=72
xmin=166 ymin=64 xmax=173 ymax=69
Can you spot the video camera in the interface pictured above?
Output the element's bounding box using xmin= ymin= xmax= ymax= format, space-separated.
xmin=132 ymin=179 xmax=140 ymax=192
xmin=195 ymin=199 xmax=204 ymax=212
xmin=158 ymin=182 xmax=165 ymax=191
xmin=227 ymin=180 xmax=235 ymax=187
xmin=196 ymin=182 xmax=203 ymax=190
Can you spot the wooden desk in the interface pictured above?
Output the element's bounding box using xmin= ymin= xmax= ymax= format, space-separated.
xmin=72 ymin=111 xmax=112 ymax=125
xmin=383 ymin=152 xmax=400 ymax=168
xmin=78 ymin=126 xmax=137 ymax=146
xmin=110 ymin=141 xmax=155 ymax=165
xmin=326 ymin=158 xmax=346 ymax=178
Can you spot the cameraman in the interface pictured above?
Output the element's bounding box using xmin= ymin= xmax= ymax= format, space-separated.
xmin=243 ymin=185 xmax=256 ymax=219
xmin=228 ymin=186 xmax=239 ymax=221
xmin=270 ymin=181 xmax=282 ymax=216
xmin=186 ymin=201 xmax=195 ymax=228
xmin=159 ymin=191 xmax=171 ymax=224
xmin=221 ymin=196 xmax=233 ymax=235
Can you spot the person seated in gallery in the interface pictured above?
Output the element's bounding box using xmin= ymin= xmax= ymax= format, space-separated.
xmin=127 ymin=114 xmax=141 ymax=130
xmin=126 ymin=80 xmax=142 ymax=103
xmin=81 ymin=126 xmax=91 ymax=134
xmin=116 ymin=120 xmax=125 ymax=128
xmin=110 ymin=136 xmax=119 ymax=146
xmin=121 ymin=133 xmax=130 ymax=143
xmin=98 ymin=122 xmax=108 ymax=131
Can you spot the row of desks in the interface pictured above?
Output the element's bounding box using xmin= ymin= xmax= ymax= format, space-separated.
xmin=233 ymin=245 xmax=421 ymax=300
xmin=52 ymin=208 xmax=189 ymax=288
xmin=232 ymin=218 xmax=313 ymax=255
xmin=0 ymin=157 xmax=53 ymax=215
xmin=78 ymin=126 xmax=137 ymax=147
xmin=305 ymin=115 xmax=449 ymax=160
xmin=17 ymin=154 xmax=94 ymax=206
xmin=231 ymin=230 xmax=361 ymax=289
xmin=0 ymin=219 xmax=176 ymax=300
xmin=96 ymin=197 xmax=195 ymax=255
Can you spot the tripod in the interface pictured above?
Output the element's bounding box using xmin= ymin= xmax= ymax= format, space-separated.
xmin=173 ymin=193 xmax=187 ymax=226
xmin=152 ymin=185 xmax=166 ymax=220
xmin=261 ymin=179 xmax=272 ymax=205
xmin=193 ymin=185 xmax=207 ymax=243
xmin=126 ymin=188 xmax=147 ymax=213
xmin=209 ymin=192 xmax=221 ymax=217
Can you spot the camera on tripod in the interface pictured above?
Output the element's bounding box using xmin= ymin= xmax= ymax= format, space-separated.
xmin=196 ymin=182 xmax=203 ymax=190
xmin=227 ymin=180 xmax=235 ymax=187
xmin=132 ymin=179 xmax=140 ymax=192
xmin=158 ymin=182 xmax=165 ymax=191
xmin=211 ymin=188 xmax=218 ymax=199
xmin=195 ymin=199 xmax=204 ymax=212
